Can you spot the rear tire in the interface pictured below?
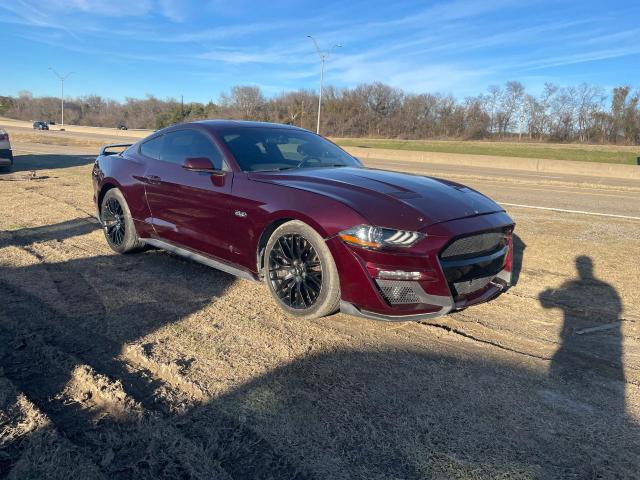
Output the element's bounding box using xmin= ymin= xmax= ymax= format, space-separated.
xmin=265 ymin=220 xmax=341 ymax=319
xmin=100 ymin=188 xmax=144 ymax=253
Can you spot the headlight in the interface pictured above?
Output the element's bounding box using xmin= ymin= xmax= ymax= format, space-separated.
xmin=339 ymin=225 xmax=425 ymax=249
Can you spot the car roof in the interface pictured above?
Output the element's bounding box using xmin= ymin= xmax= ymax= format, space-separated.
xmin=147 ymin=119 xmax=312 ymax=140
xmin=192 ymin=119 xmax=308 ymax=132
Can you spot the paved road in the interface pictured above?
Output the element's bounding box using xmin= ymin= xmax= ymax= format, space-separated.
xmin=10 ymin=142 xmax=640 ymax=220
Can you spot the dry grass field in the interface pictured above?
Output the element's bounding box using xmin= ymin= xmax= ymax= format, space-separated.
xmin=336 ymin=138 xmax=640 ymax=164
xmin=1 ymin=130 xmax=639 ymax=478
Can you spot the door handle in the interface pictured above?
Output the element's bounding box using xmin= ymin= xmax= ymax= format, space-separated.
xmin=144 ymin=175 xmax=161 ymax=184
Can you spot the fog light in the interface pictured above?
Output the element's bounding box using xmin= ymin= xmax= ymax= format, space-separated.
xmin=377 ymin=270 xmax=422 ymax=280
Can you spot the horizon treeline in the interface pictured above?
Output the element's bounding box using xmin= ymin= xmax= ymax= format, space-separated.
xmin=1 ymin=81 xmax=639 ymax=144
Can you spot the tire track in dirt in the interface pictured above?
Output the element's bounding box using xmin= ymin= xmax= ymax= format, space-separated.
xmin=0 ymin=279 xmax=311 ymax=479
xmin=0 ymin=376 xmax=109 ymax=480
xmin=1 ymin=230 xmax=312 ymax=479
xmin=0 ymin=322 xmax=232 ymax=480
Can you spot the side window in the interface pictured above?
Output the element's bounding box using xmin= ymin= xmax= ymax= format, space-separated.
xmin=161 ymin=130 xmax=224 ymax=169
xmin=139 ymin=135 xmax=164 ymax=160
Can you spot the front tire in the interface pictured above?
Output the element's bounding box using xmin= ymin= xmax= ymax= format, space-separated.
xmin=265 ymin=220 xmax=341 ymax=319
xmin=100 ymin=188 xmax=144 ymax=253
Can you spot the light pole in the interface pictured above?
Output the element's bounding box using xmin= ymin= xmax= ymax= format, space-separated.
xmin=307 ymin=35 xmax=341 ymax=135
xmin=48 ymin=68 xmax=74 ymax=126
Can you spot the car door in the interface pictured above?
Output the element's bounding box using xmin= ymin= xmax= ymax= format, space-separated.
xmin=141 ymin=128 xmax=235 ymax=261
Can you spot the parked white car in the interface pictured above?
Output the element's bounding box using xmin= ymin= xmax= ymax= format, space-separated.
xmin=0 ymin=128 xmax=13 ymax=172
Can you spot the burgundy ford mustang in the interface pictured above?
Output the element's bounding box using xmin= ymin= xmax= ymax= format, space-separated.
xmin=92 ymin=120 xmax=514 ymax=321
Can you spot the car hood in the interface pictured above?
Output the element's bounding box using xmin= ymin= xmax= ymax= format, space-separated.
xmin=248 ymin=167 xmax=504 ymax=230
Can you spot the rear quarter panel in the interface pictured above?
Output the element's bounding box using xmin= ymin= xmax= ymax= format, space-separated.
xmin=93 ymin=151 xmax=153 ymax=236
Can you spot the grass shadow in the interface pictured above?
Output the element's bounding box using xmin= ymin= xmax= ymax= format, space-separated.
xmin=10 ymin=154 xmax=95 ymax=172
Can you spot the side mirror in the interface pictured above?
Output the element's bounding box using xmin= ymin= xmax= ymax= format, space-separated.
xmin=183 ymin=157 xmax=216 ymax=172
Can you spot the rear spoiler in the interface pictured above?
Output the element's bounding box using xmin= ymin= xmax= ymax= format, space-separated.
xmin=100 ymin=143 xmax=133 ymax=156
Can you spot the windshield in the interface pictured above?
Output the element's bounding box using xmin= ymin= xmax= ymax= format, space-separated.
xmin=217 ymin=127 xmax=361 ymax=172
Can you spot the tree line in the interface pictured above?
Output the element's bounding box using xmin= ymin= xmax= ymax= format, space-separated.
xmin=1 ymin=81 xmax=639 ymax=144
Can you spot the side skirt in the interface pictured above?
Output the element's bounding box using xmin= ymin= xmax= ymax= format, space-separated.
xmin=141 ymin=238 xmax=258 ymax=282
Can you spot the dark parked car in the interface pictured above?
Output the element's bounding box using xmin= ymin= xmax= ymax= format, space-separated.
xmin=92 ymin=120 xmax=514 ymax=320
xmin=117 ymin=124 xmax=128 ymax=130
xmin=33 ymin=121 xmax=49 ymax=130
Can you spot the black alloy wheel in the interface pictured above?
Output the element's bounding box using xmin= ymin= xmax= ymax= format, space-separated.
xmin=100 ymin=188 xmax=144 ymax=254
xmin=268 ymin=233 xmax=322 ymax=309
xmin=102 ymin=197 xmax=126 ymax=246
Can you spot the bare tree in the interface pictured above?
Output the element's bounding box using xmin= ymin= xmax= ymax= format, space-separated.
xmin=3 ymin=81 xmax=639 ymax=145
xmin=221 ymin=86 xmax=265 ymax=120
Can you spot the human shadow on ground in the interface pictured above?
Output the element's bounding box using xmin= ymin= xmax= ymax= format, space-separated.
xmin=10 ymin=154 xmax=95 ymax=173
xmin=0 ymin=222 xmax=636 ymax=479
xmin=540 ymin=255 xmax=625 ymax=414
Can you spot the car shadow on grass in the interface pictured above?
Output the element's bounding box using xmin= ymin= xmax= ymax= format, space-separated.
xmin=10 ymin=154 xmax=95 ymax=173
xmin=511 ymin=233 xmax=526 ymax=287
xmin=0 ymin=221 xmax=637 ymax=479
xmin=0 ymin=218 xmax=99 ymax=248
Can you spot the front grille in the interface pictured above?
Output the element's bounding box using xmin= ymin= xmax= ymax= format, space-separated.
xmin=439 ymin=231 xmax=509 ymax=297
xmin=441 ymin=232 xmax=505 ymax=259
xmin=453 ymin=276 xmax=494 ymax=295
xmin=376 ymin=280 xmax=421 ymax=305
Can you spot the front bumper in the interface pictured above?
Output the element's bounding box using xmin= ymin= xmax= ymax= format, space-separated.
xmin=329 ymin=211 xmax=514 ymax=322
xmin=339 ymin=269 xmax=510 ymax=322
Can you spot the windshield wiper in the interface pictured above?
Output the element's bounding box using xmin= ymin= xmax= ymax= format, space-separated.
xmin=253 ymin=166 xmax=296 ymax=172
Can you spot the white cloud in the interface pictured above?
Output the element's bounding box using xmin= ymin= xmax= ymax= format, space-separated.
xmin=158 ymin=0 xmax=187 ymax=22
xmin=196 ymin=44 xmax=312 ymax=65
xmin=0 ymin=0 xmax=186 ymax=21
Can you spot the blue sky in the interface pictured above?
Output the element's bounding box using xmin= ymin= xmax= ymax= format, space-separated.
xmin=1 ymin=0 xmax=639 ymax=103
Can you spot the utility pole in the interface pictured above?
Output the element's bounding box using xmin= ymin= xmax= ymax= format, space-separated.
xmin=48 ymin=68 xmax=74 ymax=126
xmin=307 ymin=36 xmax=341 ymax=135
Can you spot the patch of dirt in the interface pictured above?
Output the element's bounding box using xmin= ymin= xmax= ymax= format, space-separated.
xmin=0 ymin=171 xmax=50 ymax=182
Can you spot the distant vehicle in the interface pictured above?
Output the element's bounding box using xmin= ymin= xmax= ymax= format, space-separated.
xmin=93 ymin=120 xmax=515 ymax=321
xmin=49 ymin=121 xmax=56 ymax=125
xmin=33 ymin=121 xmax=49 ymax=130
xmin=0 ymin=128 xmax=13 ymax=172
xmin=117 ymin=124 xmax=128 ymax=130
